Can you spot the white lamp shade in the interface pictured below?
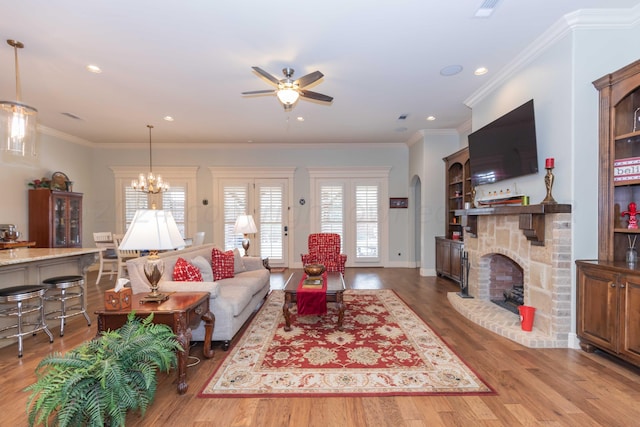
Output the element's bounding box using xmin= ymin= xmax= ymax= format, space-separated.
xmin=233 ymin=214 xmax=257 ymax=234
xmin=119 ymin=209 xmax=185 ymax=250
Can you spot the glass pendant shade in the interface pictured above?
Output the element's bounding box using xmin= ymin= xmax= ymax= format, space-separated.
xmin=0 ymin=101 xmax=37 ymax=157
xmin=1 ymin=40 xmax=38 ymax=162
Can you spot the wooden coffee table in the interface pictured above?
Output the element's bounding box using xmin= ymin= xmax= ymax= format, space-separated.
xmin=282 ymin=271 xmax=346 ymax=331
xmin=95 ymin=292 xmax=214 ymax=395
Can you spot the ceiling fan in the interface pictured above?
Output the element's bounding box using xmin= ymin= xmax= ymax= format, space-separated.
xmin=242 ymin=67 xmax=333 ymax=111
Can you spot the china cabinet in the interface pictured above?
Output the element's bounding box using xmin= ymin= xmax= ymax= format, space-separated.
xmin=29 ymin=190 xmax=83 ymax=248
xmin=576 ymin=59 xmax=640 ymax=368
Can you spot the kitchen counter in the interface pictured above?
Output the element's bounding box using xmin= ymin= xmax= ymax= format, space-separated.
xmin=0 ymin=247 xmax=100 ymax=349
xmin=0 ymin=247 xmax=99 ymax=267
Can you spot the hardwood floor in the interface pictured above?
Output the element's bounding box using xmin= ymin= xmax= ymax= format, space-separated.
xmin=2 ymin=268 xmax=639 ymax=426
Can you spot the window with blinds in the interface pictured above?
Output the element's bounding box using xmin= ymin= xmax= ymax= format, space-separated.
xmin=112 ymin=166 xmax=197 ymax=238
xmin=223 ymin=185 xmax=248 ymax=251
xmin=124 ymin=187 xmax=148 ymax=230
xmin=259 ymin=185 xmax=283 ymax=259
xmin=123 ymin=186 xmax=186 ymax=237
xmin=162 ymin=187 xmax=186 ymax=237
xmin=320 ymin=184 xmax=344 ymax=251
xmin=355 ymin=185 xmax=378 ymax=258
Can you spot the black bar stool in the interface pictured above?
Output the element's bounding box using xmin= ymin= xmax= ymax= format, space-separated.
xmin=0 ymin=285 xmax=54 ymax=357
xmin=43 ymin=275 xmax=91 ymax=336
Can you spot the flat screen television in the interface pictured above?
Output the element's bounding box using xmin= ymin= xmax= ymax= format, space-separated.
xmin=468 ymin=99 xmax=539 ymax=187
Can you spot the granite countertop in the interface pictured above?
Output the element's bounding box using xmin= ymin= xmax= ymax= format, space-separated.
xmin=0 ymin=247 xmax=100 ymax=266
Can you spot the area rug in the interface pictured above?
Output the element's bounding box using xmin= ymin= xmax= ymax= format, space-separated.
xmin=199 ymin=289 xmax=495 ymax=398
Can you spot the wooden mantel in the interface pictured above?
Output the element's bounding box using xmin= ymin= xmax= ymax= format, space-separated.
xmin=454 ymin=204 xmax=572 ymax=246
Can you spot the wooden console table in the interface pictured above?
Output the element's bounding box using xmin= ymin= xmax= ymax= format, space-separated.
xmin=95 ymin=292 xmax=215 ymax=395
xmin=455 ymin=204 xmax=571 ymax=246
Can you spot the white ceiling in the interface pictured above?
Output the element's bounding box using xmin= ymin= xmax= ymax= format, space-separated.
xmin=1 ymin=1 xmax=639 ymax=146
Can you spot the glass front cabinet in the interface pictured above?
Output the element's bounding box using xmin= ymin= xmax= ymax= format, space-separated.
xmin=29 ymin=190 xmax=83 ymax=248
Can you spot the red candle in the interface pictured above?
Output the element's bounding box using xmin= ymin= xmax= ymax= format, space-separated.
xmin=545 ymin=157 xmax=554 ymax=168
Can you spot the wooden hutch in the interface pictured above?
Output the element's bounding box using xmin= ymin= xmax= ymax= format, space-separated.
xmin=28 ymin=190 xmax=83 ymax=248
xmin=575 ymin=59 xmax=640 ymax=368
xmin=435 ymin=147 xmax=471 ymax=283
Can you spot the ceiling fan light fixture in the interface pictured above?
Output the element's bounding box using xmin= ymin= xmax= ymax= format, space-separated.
xmin=0 ymin=39 xmax=38 ymax=161
xmin=276 ymin=88 xmax=300 ymax=106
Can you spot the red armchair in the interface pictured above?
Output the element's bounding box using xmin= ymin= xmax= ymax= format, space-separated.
xmin=301 ymin=233 xmax=347 ymax=274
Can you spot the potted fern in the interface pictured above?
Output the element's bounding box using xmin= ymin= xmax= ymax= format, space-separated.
xmin=25 ymin=312 xmax=182 ymax=427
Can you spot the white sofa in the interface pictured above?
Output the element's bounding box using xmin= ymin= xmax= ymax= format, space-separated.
xmin=126 ymin=244 xmax=270 ymax=349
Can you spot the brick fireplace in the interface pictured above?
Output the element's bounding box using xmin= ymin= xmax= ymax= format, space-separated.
xmin=448 ymin=207 xmax=572 ymax=348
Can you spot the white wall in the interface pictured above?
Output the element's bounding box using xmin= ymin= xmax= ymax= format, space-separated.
xmin=409 ymin=130 xmax=460 ymax=276
xmin=0 ymin=129 xmax=94 ymax=243
xmin=89 ymin=142 xmax=410 ymax=266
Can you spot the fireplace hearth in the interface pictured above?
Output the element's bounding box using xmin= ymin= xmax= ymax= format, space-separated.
xmin=448 ymin=208 xmax=572 ymax=348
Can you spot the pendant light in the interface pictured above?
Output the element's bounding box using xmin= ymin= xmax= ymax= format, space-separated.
xmin=0 ymin=39 xmax=37 ymax=160
xmin=131 ymin=125 xmax=169 ymax=194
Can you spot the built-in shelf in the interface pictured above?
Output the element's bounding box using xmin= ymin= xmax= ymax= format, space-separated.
xmin=454 ymin=203 xmax=572 ymax=246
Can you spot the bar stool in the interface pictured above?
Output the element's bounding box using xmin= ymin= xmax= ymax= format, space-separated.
xmin=0 ymin=285 xmax=54 ymax=357
xmin=43 ymin=275 xmax=91 ymax=337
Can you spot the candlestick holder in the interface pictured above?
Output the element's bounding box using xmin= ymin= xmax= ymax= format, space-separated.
xmin=541 ymin=167 xmax=557 ymax=204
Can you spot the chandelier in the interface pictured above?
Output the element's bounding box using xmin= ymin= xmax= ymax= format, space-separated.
xmin=0 ymin=39 xmax=38 ymax=160
xmin=131 ymin=125 xmax=168 ymax=194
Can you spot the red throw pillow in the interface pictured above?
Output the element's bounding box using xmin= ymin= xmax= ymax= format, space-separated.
xmin=211 ymin=248 xmax=235 ymax=280
xmin=173 ymin=257 xmax=203 ymax=282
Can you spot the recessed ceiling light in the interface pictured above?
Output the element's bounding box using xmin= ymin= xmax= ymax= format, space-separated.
xmin=440 ymin=65 xmax=463 ymax=77
xmin=163 ymin=116 xmax=174 ymax=122
xmin=297 ymin=116 xmax=304 ymax=122
xmin=86 ymin=64 xmax=102 ymax=74
xmin=426 ymin=116 xmax=436 ymax=121
xmin=474 ymin=67 xmax=488 ymax=76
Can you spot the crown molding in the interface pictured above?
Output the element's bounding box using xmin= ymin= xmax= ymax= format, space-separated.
xmin=465 ymin=5 xmax=640 ymax=109
xmin=37 ymin=125 xmax=95 ymax=147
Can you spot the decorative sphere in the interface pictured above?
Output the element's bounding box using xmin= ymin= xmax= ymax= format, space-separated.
xmin=304 ymin=264 xmax=325 ymax=277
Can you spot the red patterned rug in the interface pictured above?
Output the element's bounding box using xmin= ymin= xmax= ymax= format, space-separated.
xmin=199 ymin=289 xmax=495 ymax=398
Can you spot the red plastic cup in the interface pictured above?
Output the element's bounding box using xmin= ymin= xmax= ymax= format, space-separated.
xmin=518 ymin=305 xmax=536 ymax=331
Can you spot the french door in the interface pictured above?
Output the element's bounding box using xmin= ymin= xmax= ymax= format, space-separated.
xmin=310 ymin=167 xmax=389 ymax=267
xmin=219 ymin=178 xmax=289 ymax=267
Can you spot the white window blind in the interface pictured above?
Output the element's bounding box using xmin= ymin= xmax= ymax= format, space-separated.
xmin=123 ymin=186 xmax=187 ymax=237
xmin=355 ymin=185 xmax=378 ymax=258
xmin=320 ymin=184 xmax=344 ymax=251
xmin=112 ymin=166 xmax=198 ymax=238
xmin=124 ymin=187 xmax=148 ymax=230
xmin=259 ymin=185 xmax=283 ymax=259
xmin=224 ymin=185 xmax=248 ymax=251
xmin=162 ymin=186 xmax=186 ymax=237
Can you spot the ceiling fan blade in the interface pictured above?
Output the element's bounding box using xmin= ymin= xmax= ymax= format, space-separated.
xmin=242 ymin=89 xmax=276 ymax=95
xmin=251 ymin=67 xmax=280 ymax=86
xmin=295 ymin=71 xmax=324 ymax=88
xmin=300 ymin=90 xmax=333 ymax=103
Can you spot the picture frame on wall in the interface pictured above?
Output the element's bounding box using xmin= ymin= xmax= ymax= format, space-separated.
xmin=389 ymin=197 xmax=408 ymax=208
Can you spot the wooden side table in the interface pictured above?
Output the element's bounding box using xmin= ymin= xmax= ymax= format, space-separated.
xmin=95 ymin=292 xmax=214 ymax=395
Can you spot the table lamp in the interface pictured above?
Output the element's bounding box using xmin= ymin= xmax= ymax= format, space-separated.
xmin=118 ymin=209 xmax=185 ymax=302
xmin=234 ymin=214 xmax=257 ymax=256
